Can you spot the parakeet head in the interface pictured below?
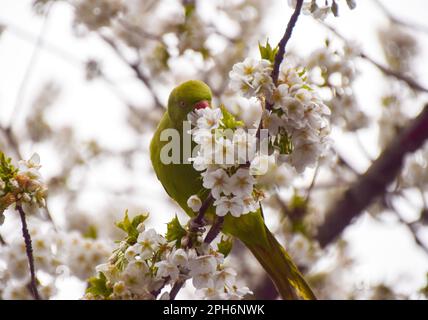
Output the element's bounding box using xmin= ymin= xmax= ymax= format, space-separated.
xmin=168 ymin=80 xmax=212 ymax=125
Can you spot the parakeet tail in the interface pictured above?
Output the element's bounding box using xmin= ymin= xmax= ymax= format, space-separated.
xmin=243 ymin=225 xmax=317 ymax=300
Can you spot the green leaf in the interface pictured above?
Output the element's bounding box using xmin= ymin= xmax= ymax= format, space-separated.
xmin=83 ymin=225 xmax=98 ymax=239
xmin=220 ymin=105 xmax=244 ymax=130
xmin=86 ymin=272 xmax=112 ymax=298
xmin=166 ymin=215 xmax=187 ymax=247
xmin=184 ymin=3 xmax=195 ymax=19
xmin=115 ymin=210 xmax=148 ymax=242
xmin=217 ymin=236 xmax=233 ymax=257
xmin=0 ymin=151 xmax=17 ymax=184
xmin=258 ymin=39 xmax=278 ymax=63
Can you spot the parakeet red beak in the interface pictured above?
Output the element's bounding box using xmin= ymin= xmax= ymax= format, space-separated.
xmin=193 ymin=100 xmax=210 ymax=110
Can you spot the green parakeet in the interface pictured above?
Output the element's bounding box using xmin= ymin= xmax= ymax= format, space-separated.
xmin=150 ymin=80 xmax=316 ymax=300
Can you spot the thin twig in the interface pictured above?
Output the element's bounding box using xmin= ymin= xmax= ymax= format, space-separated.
xmin=17 ymin=205 xmax=41 ymax=300
xmin=305 ymin=164 xmax=320 ymax=203
xmin=271 ymin=0 xmax=304 ymax=85
xmin=117 ymin=19 xmax=163 ymax=42
xmin=373 ymin=0 xmax=428 ymax=35
xmin=8 ymin=8 xmax=51 ymax=128
xmin=320 ymin=22 xmax=428 ymax=94
xmin=1 ymin=126 xmax=23 ymax=159
xmin=385 ymin=197 xmax=428 ymax=255
xmin=360 ymin=52 xmax=428 ymax=93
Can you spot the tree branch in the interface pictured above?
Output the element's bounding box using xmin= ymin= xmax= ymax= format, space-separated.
xmin=373 ymin=0 xmax=428 ymax=35
xmin=204 ymin=216 xmax=224 ymax=243
xmin=316 ymin=103 xmax=428 ymax=247
xmin=271 ymin=0 xmax=304 ymax=85
xmin=321 ymin=23 xmax=428 ymax=94
xmin=17 ymin=205 xmax=41 ymax=300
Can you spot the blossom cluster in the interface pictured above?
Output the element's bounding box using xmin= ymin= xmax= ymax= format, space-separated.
xmin=72 ymin=0 xmax=124 ymax=32
xmin=0 ymin=224 xmax=58 ymax=299
xmin=378 ymin=24 xmax=419 ymax=73
xmin=228 ymin=55 xmax=331 ymax=173
xmin=262 ymin=62 xmax=331 ymax=173
xmin=186 ymin=51 xmax=331 ymax=219
xmin=84 ymin=213 xmax=250 ymax=300
xmin=306 ymin=42 xmax=368 ymax=131
xmin=0 ymin=217 xmax=112 ymax=299
xmin=186 ymin=106 xmax=260 ymax=218
xmin=288 ymin=0 xmax=357 ymax=20
xmin=0 ymin=153 xmax=47 ymax=224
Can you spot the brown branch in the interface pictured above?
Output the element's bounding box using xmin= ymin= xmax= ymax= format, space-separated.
xmin=169 ymin=276 xmax=187 ymax=300
xmin=204 ymin=216 xmax=224 ymax=243
xmin=316 ymin=103 xmax=428 ymax=247
xmin=17 ymin=205 xmax=41 ymax=300
xmin=192 ymin=193 xmax=214 ymax=227
xmin=271 ymin=0 xmax=304 ymax=85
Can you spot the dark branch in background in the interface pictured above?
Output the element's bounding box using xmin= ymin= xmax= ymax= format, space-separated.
xmin=271 ymin=0 xmax=304 ymax=85
xmin=321 ymin=23 xmax=428 ymax=94
xmin=316 ymin=104 xmax=428 ymax=247
xmin=373 ymin=0 xmax=428 ymax=35
xmin=17 ymin=205 xmax=41 ymax=300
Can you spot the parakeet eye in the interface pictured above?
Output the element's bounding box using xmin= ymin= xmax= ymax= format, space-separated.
xmin=179 ymin=101 xmax=185 ymax=108
xmin=193 ymin=100 xmax=210 ymax=110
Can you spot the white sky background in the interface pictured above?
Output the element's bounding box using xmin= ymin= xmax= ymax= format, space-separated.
xmin=1 ymin=0 xmax=428 ymax=299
